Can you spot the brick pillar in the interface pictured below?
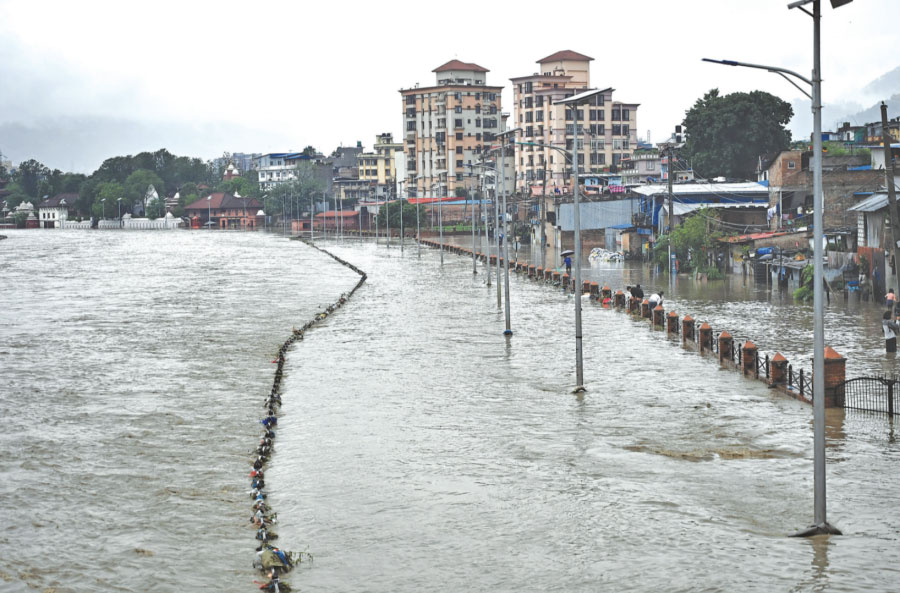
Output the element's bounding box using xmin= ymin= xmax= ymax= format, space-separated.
xmin=545 ymin=268 xmax=552 ymax=281
xmin=770 ymin=352 xmax=788 ymax=385
xmin=742 ymin=340 xmax=758 ymax=376
xmin=552 ymin=271 xmax=560 ymax=283
xmin=614 ymin=290 xmax=626 ymax=307
xmin=641 ymin=299 xmax=651 ymax=318
xmin=602 ymin=286 xmax=612 ymax=299
xmin=824 ymin=346 xmax=846 ymax=407
xmin=536 ymin=266 xmax=544 ymax=279
xmin=718 ymin=331 xmax=733 ymax=364
xmin=682 ymin=315 xmax=695 ymax=342
xmin=515 ymin=262 xmax=523 ymax=272
xmin=652 ymin=305 xmax=664 ymax=327
xmin=699 ymin=322 xmax=712 ymax=352
xmin=489 ymin=255 xmax=496 ymax=265
xmin=562 ymin=273 xmax=570 ymax=289
xmin=590 ymin=282 xmax=600 ymax=299
xmin=667 ymin=311 xmax=679 ymax=334
xmin=583 ymin=280 xmax=591 ymax=294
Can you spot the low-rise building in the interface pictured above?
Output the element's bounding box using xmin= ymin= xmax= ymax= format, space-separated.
xmin=37 ymin=193 xmax=79 ymax=228
xmin=184 ymin=192 xmax=263 ymax=229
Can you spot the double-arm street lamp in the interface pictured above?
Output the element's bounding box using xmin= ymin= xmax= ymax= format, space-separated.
xmin=704 ymin=0 xmax=852 ymax=537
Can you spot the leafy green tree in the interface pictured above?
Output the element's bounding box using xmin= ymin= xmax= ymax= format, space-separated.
xmin=683 ymin=89 xmax=793 ymax=179
xmin=302 ymin=145 xmax=317 ymax=157
xmin=217 ymin=176 xmax=258 ymax=198
xmin=3 ymin=181 xmax=31 ymax=209
xmin=375 ymin=199 xmax=417 ymax=229
xmin=124 ymin=169 xmax=165 ymax=212
xmin=15 ymin=159 xmax=50 ymax=197
xmin=653 ymin=207 xmax=723 ymax=275
xmin=91 ymin=181 xmax=125 ymax=219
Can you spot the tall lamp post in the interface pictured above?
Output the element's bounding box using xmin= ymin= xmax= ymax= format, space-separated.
xmin=496 ymin=128 xmax=522 ymax=336
xmin=556 ymin=89 xmax=608 ymax=392
xmin=703 ymin=0 xmax=852 ymax=537
xmin=207 ymin=195 xmax=212 ymax=229
xmin=117 ymin=197 xmax=122 ymax=228
xmin=101 ymin=198 xmax=106 ymax=222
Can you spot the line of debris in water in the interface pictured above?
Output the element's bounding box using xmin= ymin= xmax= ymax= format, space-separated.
xmin=249 ymin=240 xmax=366 ymax=592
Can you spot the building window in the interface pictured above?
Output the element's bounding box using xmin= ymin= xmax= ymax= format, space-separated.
xmin=788 ymin=161 xmax=796 ymax=169
xmin=407 ymin=121 xmax=416 ymax=131
xmin=525 ymin=112 xmax=533 ymax=123
xmin=622 ymin=108 xmax=630 ymax=121
xmin=524 ymin=81 xmax=533 ymax=93
xmin=489 ymin=105 xmax=497 ymax=114
xmin=536 ymin=111 xmax=544 ymax=122
xmin=456 ymin=146 xmax=463 ymax=154
xmin=475 ymin=105 xmax=481 ymax=114
xmin=535 ymin=95 xmax=544 ymax=107
xmin=455 ymin=118 xmax=463 ymax=128
xmin=524 ymin=96 xmax=533 ymax=108
xmin=456 ymin=160 xmax=463 ymax=168
xmin=612 ymin=108 xmax=621 ymax=121
xmin=455 ymin=106 xmax=462 ymax=113
xmin=406 ymin=95 xmax=416 ymax=105
xmin=456 ymin=132 xmax=463 ymax=140
xmin=525 ymin=126 xmax=533 ymax=137
xmin=454 ymin=92 xmax=461 ymax=100
xmin=612 ymin=124 xmax=622 ymax=136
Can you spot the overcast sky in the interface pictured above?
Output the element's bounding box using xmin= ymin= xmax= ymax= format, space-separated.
xmin=1 ymin=0 xmax=898 ymax=173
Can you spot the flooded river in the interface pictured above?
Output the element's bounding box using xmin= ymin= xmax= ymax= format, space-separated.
xmin=2 ymin=230 xmax=899 ymax=592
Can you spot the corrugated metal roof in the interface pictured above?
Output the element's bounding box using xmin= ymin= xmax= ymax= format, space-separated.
xmin=632 ymin=182 xmax=769 ymax=197
xmin=848 ymin=193 xmax=889 ymax=213
xmin=661 ymin=202 xmax=768 ymax=216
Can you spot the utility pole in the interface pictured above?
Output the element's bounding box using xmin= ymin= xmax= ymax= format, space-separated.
xmin=541 ymin=160 xmax=548 ymax=271
xmin=880 ymin=102 xmax=900 ymax=296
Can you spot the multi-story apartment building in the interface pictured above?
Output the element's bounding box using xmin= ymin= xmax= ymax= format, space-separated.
xmin=254 ymin=153 xmax=317 ymax=190
xmin=510 ymin=50 xmax=639 ymax=193
xmin=400 ymin=60 xmax=504 ymax=197
xmin=357 ymin=133 xmax=404 ymax=198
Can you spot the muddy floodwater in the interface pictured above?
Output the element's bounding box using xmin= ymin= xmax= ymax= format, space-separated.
xmin=2 ymin=230 xmax=899 ymax=592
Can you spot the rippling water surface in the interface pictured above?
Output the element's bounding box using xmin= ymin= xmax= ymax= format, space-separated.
xmin=2 ymin=230 xmax=900 ymax=592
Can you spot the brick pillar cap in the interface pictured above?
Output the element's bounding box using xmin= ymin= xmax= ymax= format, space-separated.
xmin=602 ymin=285 xmax=610 ymax=290
xmin=590 ymin=281 xmax=598 ymax=286
xmin=642 ymin=299 xmax=649 ymax=304
xmin=667 ymin=311 xmax=678 ymax=317
xmin=743 ymin=340 xmax=757 ymax=350
xmin=719 ymin=330 xmax=732 ymax=339
xmin=654 ymin=305 xmax=663 ymax=311
xmin=824 ymin=346 xmax=845 ymax=360
xmin=616 ymin=290 xmax=623 ymax=295
xmin=772 ymin=352 xmax=787 ymax=362
xmin=684 ymin=315 xmax=694 ymax=322
xmin=537 ymin=266 xmax=544 ymax=272
xmin=699 ymin=322 xmax=710 ymax=329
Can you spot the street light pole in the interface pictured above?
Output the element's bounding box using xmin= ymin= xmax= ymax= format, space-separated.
xmin=207 ymin=195 xmax=212 ymax=230
xmin=438 ymin=176 xmax=444 ymax=266
xmin=703 ymin=0 xmax=851 ymax=536
xmin=496 ymin=128 xmax=522 ymax=335
xmin=117 ymin=197 xmax=122 ymax=228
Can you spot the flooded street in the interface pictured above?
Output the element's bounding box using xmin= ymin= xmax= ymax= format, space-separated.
xmin=2 ymin=231 xmax=900 ymax=592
